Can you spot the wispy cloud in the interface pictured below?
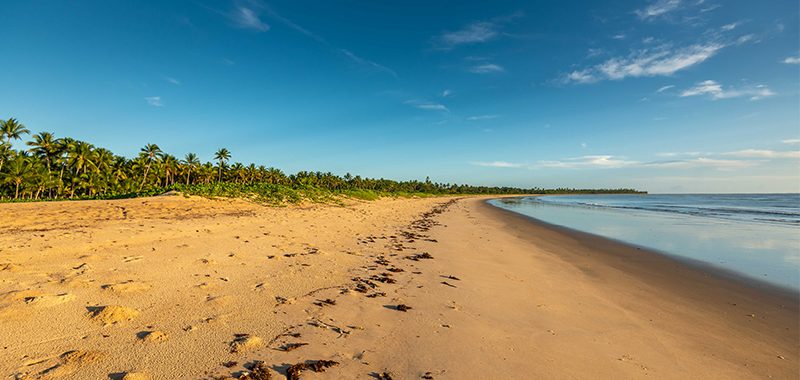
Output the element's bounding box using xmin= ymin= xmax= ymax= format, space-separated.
xmin=680 ymin=80 xmax=775 ymax=100
xmin=166 ymin=77 xmax=180 ymax=85
xmin=700 ymin=4 xmax=722 ymax=13
xmin=438 ymin=22 xmax=499 ymax=46
xmin=735 ymin=34 xmax=756 ymax=45
xmin=645 ymin=157 xmax=756 ymax=170
xmin=587 ymin=48 xmax=604 ymax=58
xmin=636 ymin=0 xmax=683 ymax=19
xmin=405 ymin=100 xmax=448 ymax=112
xmin=473 ymin=148 xmax=789 ymax=171
xmin=611 ymin=33 xmax=626 ymax=40
xmin=339 ymin=49 xmax=397 ymax=77
xmin=466 ymin=115 xmax=499 ymax=121
xmin=145 ymin=96 xmax=163 ymax=107
xmin=472 ymin=161 xmax=526 ymax=168
xmin=782 ymin=139 xmax=800 ymax=145
xmin=253 ymin=4 xmax=396 ymax=77
xmin=721 ymin=21 xmax=740 ymax=31
xmin=656 ymin=151 xmax=708 ymax=157
xmin=434 ymin=12 xmax=523 ymax=49
xmin=441 ymin=89 xmax=452 ymax=97
xmin=783 ymin=56 xmax=800 ymax=64
xmin=537 ymin=155 xmax=638 ymax=169
xmin=656 ymin=84 xmax=675 ymax=92
xmin=468 ymin=63 xmax=504 ymax=74
xmin=230 ymin=6 xmax=270 ymax=31
xmin=565 ymin=69 xmax=595 ymax=84
xmin=566 ymin=43 xmax=723 ymax=83
xmin=723 ymin=149 xmax=800 ymax=159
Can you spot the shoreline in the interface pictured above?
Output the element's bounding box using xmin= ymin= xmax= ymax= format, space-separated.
xmin=0 ymin=195 xmax=797 ymax=379
xmin=483 ymin=197 xmax=800 ymax=297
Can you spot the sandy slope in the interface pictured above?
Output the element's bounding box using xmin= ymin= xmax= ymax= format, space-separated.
xmin=0 ymin=195 xmax=797 ymax=379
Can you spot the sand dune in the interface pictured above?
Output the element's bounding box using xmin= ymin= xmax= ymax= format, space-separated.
xmin=0 ymin=195 xmax=796 ymax=379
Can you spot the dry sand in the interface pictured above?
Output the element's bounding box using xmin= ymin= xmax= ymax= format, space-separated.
xmin=0 ymin=195 xmax=797 ymax=379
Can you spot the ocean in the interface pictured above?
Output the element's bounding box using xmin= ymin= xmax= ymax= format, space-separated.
xmin=488 ymin=194 xmax=800 ymax=291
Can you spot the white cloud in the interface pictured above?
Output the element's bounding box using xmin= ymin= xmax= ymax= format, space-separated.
xmin=145 ymin=96 xmax=163 ymax=107
xmin=782 ymin=139 xmax=800 ymax=145
xmin=656 ymin=84 xmax=675 ymax=92
xmin=587 ymin=48 xmax=604 ymax=58
xmin=405 ymin=100 xmax=448 ymax=112
xmin=656 ymin=151 xmax=707 ymax=157
xmin=566 ymin=43 xmax=723 ymax=83
xmin=611 ymin=34 xmax=626 ymax=40
xmin=680 ymin=80 xmax=775 ymax=100
xmin=466 ymin=115 xmax=499 ymax=121
xmin=566 ymin=69 xmax=596 ymax=84
xmin=601 ymin=44 xmax=721 ymax=79
xmin=434 ymin=13 xmax=523 ymax=48
xmin=231 ymin=7 xmax=269 ymax=32
xmin=581 ymin=142 xmax=588 ymax=148
xmin=536 ymin=155 xmax=638 ymax=169
xmin=636 ymin=0 xmax=683 ymax=19
xmin=723 ymin=149 xmax=800 ymax=159
xmin=166 ymin=77 xmax=180 ymax=85
xmin=468 ymin=63 xmax=504 ymax=73
xmin=442 ymin=89 xmax=452 ymax=97
xmin=645 ymin=157 xmax=757 ymax=170
xmin=416 ymin=104 xmax=448 ymax=111
xmin=736 ymin=34 xmax=756 ymax=45
xmin=439 ymin=22 xmax=498 ymax=47
xmin=784 ymin=56 xmax=800 ymax=64
xmin=472 ymin=161 xmax=525 ymax=168
xmin=721 ymin=22 xmax=739 ymax=31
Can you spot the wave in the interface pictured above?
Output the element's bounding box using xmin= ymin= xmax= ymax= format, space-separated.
xmin=530 ymin=195 xmax=800 ymax=226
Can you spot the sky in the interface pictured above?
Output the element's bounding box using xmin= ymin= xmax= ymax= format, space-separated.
xmin=1 ymin=0 xmax=798 ymax=193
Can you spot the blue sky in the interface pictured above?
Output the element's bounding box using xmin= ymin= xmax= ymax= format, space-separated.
xmin=1 ymin=0 xmax=798 ymax=193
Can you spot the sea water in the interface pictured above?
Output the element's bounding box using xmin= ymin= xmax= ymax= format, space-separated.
xmin=488 ymin=194 xmax=800 ymax=290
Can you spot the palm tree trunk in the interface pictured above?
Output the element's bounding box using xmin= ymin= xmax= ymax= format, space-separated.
xmin=14 ymin=183 xmax=20 ymax=199
xmin=139 ymin=163 xmax=151 ymax=192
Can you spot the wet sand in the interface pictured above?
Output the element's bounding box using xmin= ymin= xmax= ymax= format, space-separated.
xmin=0 ymin=195 xmax=796 ymax=379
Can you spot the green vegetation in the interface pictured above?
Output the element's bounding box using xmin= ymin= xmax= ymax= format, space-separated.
xmin=0 ymin=117 xmax=645 ymax=203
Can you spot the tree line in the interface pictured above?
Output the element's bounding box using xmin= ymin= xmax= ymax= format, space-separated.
xmin=0 ymin=117 xmax=644 ymax=201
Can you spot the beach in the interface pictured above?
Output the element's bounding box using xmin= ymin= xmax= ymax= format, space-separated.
xmin=0 ymin=195 xmax=797 ymax=379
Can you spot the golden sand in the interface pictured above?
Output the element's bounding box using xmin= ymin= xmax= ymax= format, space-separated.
xmin=0 ymin=195 xmax=797 ymax=379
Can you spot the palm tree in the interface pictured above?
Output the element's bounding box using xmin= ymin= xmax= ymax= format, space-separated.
xmin=27 ymin=132 xmax=57 ymax=173
xmin=161 ymin=154 xmax=179 ymax=187
xmin=213 ymin=148 xmax=231 ymax=183
xmin=0 ymin=142 xmax=11 ymax=172
xmin=1 ymin=118 xmax=30 ymax=144
xmin=26 ymin=132 xmax=58 ymax=196
xmin=2 ymin=157 xmax=31 ymax=199
xmin=182 ymin=153 xmax=200 ymax=185
xmin=67 ymin=141 xmax=95 ymax=175
xmin=137 ymin=143 xmax=162 ymax=191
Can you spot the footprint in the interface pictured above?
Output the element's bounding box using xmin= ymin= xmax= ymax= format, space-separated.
xmin=101 ymin=281 xmax=151 ymax=293
xmin=136 ymin=330 xmax=168 ymax=343
xmin=40 ymin=350 xmax=103 ymax=378
xmin=23 ymin=293 xmax=76 ymax=307
xmin=230 ymin=334 xmax=262 ymax=353
xmin=122 ymin=256 xmax=143 ymax=263
xmin=87 ymin=305 xmax=139 ymax=326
